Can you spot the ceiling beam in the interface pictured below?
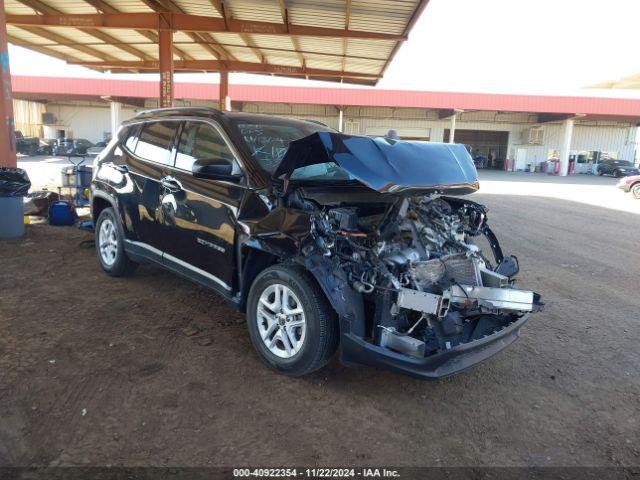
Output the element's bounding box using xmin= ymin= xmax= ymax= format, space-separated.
xmin=138 ymin=0 xmax=233 ymax=61
xmin=8 ymin=35 xmax=83 ymax=63
xmin=238 ymin=34 xmax=265 ymax=64
xmin=209 ymin=0 xmax=265 ymax=63
xmin=278 ymin=0 xmax=305 ymax=69
xmin=14 ymin=0 xmax=155 ymax=61
xmin=341 ymin=0 xmax=351 ymax=75
xmin=68 ymin=59 xmax=380 ymax=78
xmin=8 ymin=35 xmax=107 ymax=72
xmin=16 ymin=25 xmax=118 ymax=61
xmin=81 ymin=0 xmax=193 ymax=60
xmin=82 ymin=0 xmax=121 ymax=15
xmin=25 ymin=39 xmax=387 ymax=63
xmin=101 ymin=69 xmax=378 ymax=85
xmin=6 ymin=12 xmax=407 ymax=40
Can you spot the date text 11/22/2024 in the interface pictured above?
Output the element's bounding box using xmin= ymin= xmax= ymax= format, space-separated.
xmin=233 ymin=468 xmax=401 ymax=478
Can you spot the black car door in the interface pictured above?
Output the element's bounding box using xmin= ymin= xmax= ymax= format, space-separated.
xmin=159 ymin=120 xmax=245 ymax=293
xmin=120 ymin=120 xmax=180 ymax=254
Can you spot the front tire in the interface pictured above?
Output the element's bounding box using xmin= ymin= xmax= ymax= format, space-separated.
xmin=246 ymin=264 xmax=339 ymax=376
xmin=613 ymin=169 xmax=622 ymax=178
xmin=597 ymin=169 xmax=603 ymax=176
xmin=632 ymin=184 xmax=640 ymax=199
xmin=95 ymin=207 xmax=137 ymax=277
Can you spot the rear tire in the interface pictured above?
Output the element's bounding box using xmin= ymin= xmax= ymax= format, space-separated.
xmin=632 ymin=184 xmax=640 ymax=199
xmin=95 ymin=207 xmax=138 ymax=277
xmin=246 ymin=264 xmax=339 ymax=376
xmin=597 ymin=169 xmax=603 ymax=176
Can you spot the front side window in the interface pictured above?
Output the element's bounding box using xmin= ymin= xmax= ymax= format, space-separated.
xmin=134 ymin=121 xmax=178 ymax=165
xmin=235 ymin=123 xmax=311 ymax=174
xmin=175 ymin=122 xmax=235 ymax=171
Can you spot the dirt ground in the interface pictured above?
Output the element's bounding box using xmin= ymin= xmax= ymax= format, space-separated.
xmin=1 ymin=190 xmax=639 ymax=468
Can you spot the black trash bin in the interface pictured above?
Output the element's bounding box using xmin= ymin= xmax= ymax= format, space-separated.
xmin=0 ymin=167 xmax=31 ymax=238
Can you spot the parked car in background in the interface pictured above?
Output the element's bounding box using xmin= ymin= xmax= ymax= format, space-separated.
xmin=617 ymin=174 xmax=640 ymax=199
xmin=596 ymin=160 xmax=640 ymax=177
xmin=36 ymin=139 xmax=56 ymax=156
xmin=90 ymin=107 xmax=541 ymax=380
xmin=86 ymin=142 xmax=108 ymax=157
xmin=52 ymin=138 xmax=72 ymax=156
xmin=53 ymin=138 xmax=94 ymax=156
xmin=15 ymin=131 xmax=39 ymax=156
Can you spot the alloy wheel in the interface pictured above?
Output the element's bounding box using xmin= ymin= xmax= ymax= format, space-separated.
xmin=98 ymin=218 xmax=118 ymax=267
xmin=256 ymin=283 xmax=307 ymax=359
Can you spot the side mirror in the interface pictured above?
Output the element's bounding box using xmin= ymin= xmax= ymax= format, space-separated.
xmin=192 ymin=158 xmax=242 ymax=182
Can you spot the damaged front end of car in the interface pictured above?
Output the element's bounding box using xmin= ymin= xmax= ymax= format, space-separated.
xmin=252 ymin=132 xmax=542 ymax=379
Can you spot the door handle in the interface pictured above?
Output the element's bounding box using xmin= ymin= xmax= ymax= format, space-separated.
xmin=161 ymin=176 xmax=183 ymax=192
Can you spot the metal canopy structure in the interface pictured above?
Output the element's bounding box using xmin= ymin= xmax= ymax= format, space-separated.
xmin=590 ymin=73 xmax=640 ymax=89
xmin=4 ymin=0 xmax=429 ymax=87
xmin=0 ymin=0 xmax=431 ymax=230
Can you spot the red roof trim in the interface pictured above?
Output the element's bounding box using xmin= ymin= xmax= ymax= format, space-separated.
xmin=11 ymin=75 xmax=640 ymax=118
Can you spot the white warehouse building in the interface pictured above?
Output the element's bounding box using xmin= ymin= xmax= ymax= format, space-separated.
xmin=13 ymin=75 xmax=640 ymax=175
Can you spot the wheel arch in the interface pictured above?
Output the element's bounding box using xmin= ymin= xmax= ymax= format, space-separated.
xmin=301 ymin=254 xmax=367 ymax=337
xmin=236 ymin=241 xmax=365 ymax=335
xmin=237 ymin=243 xmax=280 ymax=312
xmin=91 ymin=192 xmax=115 ymax=225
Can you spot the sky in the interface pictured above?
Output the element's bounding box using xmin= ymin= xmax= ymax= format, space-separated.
xmin=7 ymin=0 xmax=640 ymax=96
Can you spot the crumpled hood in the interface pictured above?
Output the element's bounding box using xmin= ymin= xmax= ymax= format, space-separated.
xmin=273 ymin=132 xmax=479 ymax=194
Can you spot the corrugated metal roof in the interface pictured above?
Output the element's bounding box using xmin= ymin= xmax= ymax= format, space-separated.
xmin=11 ymin=75 xmax=640 ymax=120
xmin=4 ymin=0 xmax=431 ymax=85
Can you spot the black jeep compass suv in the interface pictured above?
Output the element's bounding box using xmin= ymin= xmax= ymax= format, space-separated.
xmin=91 ymin=107 xmax=540 ymax=379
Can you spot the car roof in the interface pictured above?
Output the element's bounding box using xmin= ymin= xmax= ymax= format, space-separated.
xmin=124 ymin=107 xmax=220 ymax=123
xmin=125 ymin=107 xmax=330 ymax=129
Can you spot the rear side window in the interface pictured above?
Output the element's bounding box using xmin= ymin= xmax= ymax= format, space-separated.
xmin=175 ymin=121 xmax=235 ymax=171
xmin=134 ymin=121 xmax=178 ymax=165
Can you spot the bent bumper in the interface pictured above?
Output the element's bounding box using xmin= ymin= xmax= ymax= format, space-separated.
xmin=339 ymin=314 xmax=530 ymax=380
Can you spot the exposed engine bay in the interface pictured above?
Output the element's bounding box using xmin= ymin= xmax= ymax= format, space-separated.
xmin=289 ymin=191 xmax=542 ymax=360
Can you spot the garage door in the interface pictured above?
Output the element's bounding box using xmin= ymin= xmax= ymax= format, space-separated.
xmin=444 ymin=129 xmax=509 ymax=169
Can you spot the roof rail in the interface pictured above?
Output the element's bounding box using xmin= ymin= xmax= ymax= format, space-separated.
xmin=135 ymin=106 xmax=221 ymax=117
xmin=302 ymin=118 xmax=330 ymax=127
